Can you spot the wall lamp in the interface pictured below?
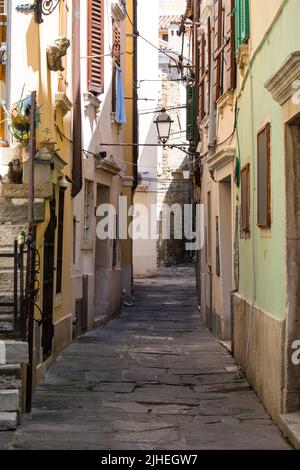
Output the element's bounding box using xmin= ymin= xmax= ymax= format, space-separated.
xmin=16 ymin=0 xmax=61 ymax=24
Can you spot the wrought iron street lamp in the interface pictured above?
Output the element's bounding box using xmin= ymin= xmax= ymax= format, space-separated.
xmin=154 ymin=109 xmax=174 ymax=146
xmin=16 ymin=0 xmax=61 ymax=24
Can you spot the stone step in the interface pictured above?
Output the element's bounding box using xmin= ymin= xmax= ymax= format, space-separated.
xmin=0 ymin=314 xmax=14 ymax=322
xmin=0 ymin=412 xmax=17 ymax=431
xmin=0 ymin=365 xmax=21 ymax=378
xmin=0 ymin=341 xmax=28 ymax=365
xmin=0 ymin=390 xmax=19 ymax=412
xmin=0 ymin=322 xmax=14 ymax=334
xmin=0 ymin=374 xmax=21 ymax=391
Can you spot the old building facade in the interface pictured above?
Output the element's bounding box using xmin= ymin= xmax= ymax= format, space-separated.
xmin=0 ymin=0 xmax=136 ymax=429
xmin=191 ymin=0 xmax=300 ymax=443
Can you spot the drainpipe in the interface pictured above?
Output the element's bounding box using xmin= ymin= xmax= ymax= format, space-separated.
xmin=132 ymin=0 xmax=138 ymax=190
xmin=5 ymin=0 xmax=12 ymax=141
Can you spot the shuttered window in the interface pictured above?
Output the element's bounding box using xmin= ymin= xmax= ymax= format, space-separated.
xmin=112 ymin=19 xmax=121 ymax=66
xmin=199 ymin=32 xmax=206 ymax=122
xmin=112 ymin=19 xmax=121 ymax=113
xmin=234 ymin=0 xmax=250 ymax=54
xmin=214 ymin=0 xmax=236 ymax=101
xmin=241 ymin=163 xmax=250 ymax=232
xmin=87 ymin=0 xmax=104 ymax=95
xmin=186 ymin=84 xmax=196 ymax=142
xmin=257 ymin=124 xmax=271 ymax=228
xmin=56 ymin=188 xmax=65 ymax=294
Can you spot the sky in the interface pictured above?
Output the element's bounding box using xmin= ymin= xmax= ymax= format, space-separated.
xmin=159 ymin=0 xmax=187 ymax=15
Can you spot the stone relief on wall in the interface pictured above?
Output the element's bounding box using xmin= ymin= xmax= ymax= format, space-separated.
xmin=46 ymin=37 xmax=70 ymax=72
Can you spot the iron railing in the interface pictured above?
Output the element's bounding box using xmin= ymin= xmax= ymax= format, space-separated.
xmin=0 ymin=240 xmax=26 ymax=339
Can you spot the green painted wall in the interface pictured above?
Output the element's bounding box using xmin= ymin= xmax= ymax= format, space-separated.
xmin=237 ymin=0 xmax=300 ymax=319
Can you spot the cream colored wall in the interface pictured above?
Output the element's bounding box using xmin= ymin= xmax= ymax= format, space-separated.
xmin=249 ymin=0 xmax=285 ymax=58
xmin=9 ymin=1 xmax=73 ymax=377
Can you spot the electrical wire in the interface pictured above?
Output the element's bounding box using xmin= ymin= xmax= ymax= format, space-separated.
xmin=125 ymin=7 xmax=179 ymax=68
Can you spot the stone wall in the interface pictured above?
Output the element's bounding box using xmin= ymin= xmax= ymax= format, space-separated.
xmin=233 ymin=293 xmax=285 ymax=421
xmin=0 ymin=340 xmax=28 ymax=430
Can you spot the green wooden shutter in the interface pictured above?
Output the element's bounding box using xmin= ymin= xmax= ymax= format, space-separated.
xmin=241 ymin=0 xmax=250 ymax=44
xmin=234 ymin=0 xmax=241 ymax=54
xmin=186 ymin=85 xmax=195 ymax=142
xmin=234 ymin=0 xmax=249 ymax=54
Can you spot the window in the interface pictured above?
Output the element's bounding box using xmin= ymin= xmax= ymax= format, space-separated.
xmin=162 ymin=33 xmax=169 ymax=42
xmin=87 ymin=0 xmax=104 ymax=95
xmin=216 ymin=216 xmax=220 ymax=276
xmin=214 ymin=0 xmax=236 ymax=101
xmin=73 ymin=217 xmax=77 ymax=264
xmin=83 ymin=180 xmax=94 ymax=241
xmin=56 ymin=188 xmax=65 ymax=294
xmin=234 ymin=0 xmax=250 ymax=54
xmin=257 ymin=124 xmax=271 ymax=228
xmin=112 ymin=18 xmax=121 ymax=67
xmin=112 ymin=18 xmax=121 ymax=113
xmin=186 ymin=84 xmax=196 ymax=141
xmin=207 ymin=192 xmax=212 ymax=266
xmin=241 ymin=163 xmax=250 ymax=232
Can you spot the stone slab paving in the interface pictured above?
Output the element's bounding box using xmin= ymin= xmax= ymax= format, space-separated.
xmin=0 ymin=266 xmax=291 ymax=450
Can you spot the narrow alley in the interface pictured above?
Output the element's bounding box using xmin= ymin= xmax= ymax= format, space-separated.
xmin=0 ymin=267 xmax=289 ymax=450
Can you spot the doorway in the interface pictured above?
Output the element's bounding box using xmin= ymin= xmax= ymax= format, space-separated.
xmin=284 ymin=115 xmax=300 ymax=412
xmin=42 ymin=197 xmax=56 ymax=361
xmin=219 ymin=176 xmax=233 ymax=341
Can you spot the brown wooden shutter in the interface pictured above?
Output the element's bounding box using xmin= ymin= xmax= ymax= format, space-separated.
xmin=112 ymin=19 xmax=121 ymax=67
xmin=207 ymin=16 xmax=212 ymax=112
xmin=199 ymin=33 xmax=205 ymax=122
xmin=72 ymin=0 xmax=83 ymax=198
xmin=87 ymin=0 xmax=104 ymax=95
xmin=257 ymin=124 xmax=271 ymax=228
xmin=225 ymin=0 xmax=236 ymax=91
xmin=241 ymin=163 xmax=250 ymax=232
xmin=214 ymin=0 xmax=222 ymax=101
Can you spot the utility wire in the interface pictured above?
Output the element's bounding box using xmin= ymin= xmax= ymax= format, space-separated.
xmin=125 ymin=8 xmax=180 ymax=68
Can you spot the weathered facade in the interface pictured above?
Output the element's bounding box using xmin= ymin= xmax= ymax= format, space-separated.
xmin=71 ymin=0 xmax=136 ymax=329
xmin=234 ymin=0 xmax=300 ymax=439
xmin=0 ymin=0 xmax=136 ymax=430
xmin=192 ymin=0 xmax=300 ymax=444
xmin=0 ymin=0 xmax=74 ymax=427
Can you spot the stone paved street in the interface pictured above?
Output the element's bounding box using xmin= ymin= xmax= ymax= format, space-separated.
xmin=0 ymin=267 xmax=290 ymax=450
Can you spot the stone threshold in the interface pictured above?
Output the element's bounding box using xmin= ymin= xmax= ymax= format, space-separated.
xmin=278 ymin=412 xmax=300 ymax=449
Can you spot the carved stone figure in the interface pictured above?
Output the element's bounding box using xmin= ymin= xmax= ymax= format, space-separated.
xmin=7 ymin=159 xmax=23 ymax=184
xmin=46 ymin=37 xmax=70 ymax=72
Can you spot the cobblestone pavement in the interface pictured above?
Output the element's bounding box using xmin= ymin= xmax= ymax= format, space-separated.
xmin=0 ymin=266 xmax=290 ymax=450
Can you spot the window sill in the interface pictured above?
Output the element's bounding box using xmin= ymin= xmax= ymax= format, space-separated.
xmin=217 ymin=90 xmax=234 ymax=117
xmin=54 ymin=293 xmax=62 ymax=308
xmin=259 ymin=227 xmax=272 ymax=238
xmin=237 ymin=44 xmax=250 ymax=77
xmin=55 ymin=92 xmax=73 ymax=117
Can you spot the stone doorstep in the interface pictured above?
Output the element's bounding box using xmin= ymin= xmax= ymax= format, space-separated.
xmin=0 ymin=390 xmax=19 ymax=412
xmin=0 ymin=412 xmax=17 ymax=431
xmin=279 ymin=412 xmax=300 ymax=450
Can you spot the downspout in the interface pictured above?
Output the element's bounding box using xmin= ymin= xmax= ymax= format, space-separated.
xmin=132 ymin=0 xmax=138 ymax=190
xmin=5 ymin=0 xmax=11 ymax=141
